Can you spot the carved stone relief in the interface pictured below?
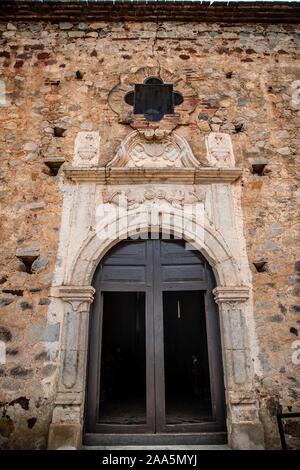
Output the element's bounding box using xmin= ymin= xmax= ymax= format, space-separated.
xmin=53 ymin=286 xmax=95 ymax=403
xmin=103 ymin=186 xmax=205 ymax=209
xmin=206 ymin=132 xmax=235 ymax=167
xmin=48 ymin=121 xmax=263 ymax=449
xmin=107 ymin=130 xmax=201 ymax=168
xmin=73 ymin=131 xmax=100 ymax=166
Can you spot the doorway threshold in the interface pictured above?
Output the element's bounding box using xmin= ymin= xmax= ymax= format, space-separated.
xmin=83 ymin=444 xmax=229 ymax=450
xmin=83 ymin=432 xmax=227 ymax=447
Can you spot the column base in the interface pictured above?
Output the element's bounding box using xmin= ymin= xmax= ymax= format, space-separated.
xmin=47 ymin=423 xmax=82 ymax=450
xmin=229 ymin=422 xmax=265 ymax=450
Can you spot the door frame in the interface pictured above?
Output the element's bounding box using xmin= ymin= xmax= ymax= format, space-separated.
xmin=84 ymin=238 xmax=226 ymax=436
xmin=47 ymin=128 xmax=264 ymax=450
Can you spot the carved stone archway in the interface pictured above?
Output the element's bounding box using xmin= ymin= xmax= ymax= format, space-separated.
xmin=47 ymin=130 xmax=265 ymax=450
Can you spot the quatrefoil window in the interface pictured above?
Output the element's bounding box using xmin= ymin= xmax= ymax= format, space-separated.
xmin=124 ymin=77 xmax=184 ymax=122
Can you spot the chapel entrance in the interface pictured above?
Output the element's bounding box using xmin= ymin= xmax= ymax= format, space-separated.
xmin=84 ymin=238 xmax=226 ymax=444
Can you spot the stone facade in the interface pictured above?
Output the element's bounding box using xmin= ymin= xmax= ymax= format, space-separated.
xmin=0 ymin=4 xmax=300 ymax=450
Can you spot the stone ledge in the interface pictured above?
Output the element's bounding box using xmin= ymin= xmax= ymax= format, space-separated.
xmin=43 ymin=156 xmax=65 ymax=175
xmin=63 ymin=166 xmax=243 ymax=184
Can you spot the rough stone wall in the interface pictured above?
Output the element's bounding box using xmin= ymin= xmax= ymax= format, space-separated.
xmin=0 ymin=20 xmax=299 ymax=449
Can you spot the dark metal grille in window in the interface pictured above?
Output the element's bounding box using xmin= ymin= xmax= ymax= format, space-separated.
xmin=124 ymin=77 xmax=184 ymax=122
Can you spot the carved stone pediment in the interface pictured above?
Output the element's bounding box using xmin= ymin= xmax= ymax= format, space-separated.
xmin=107 ymin=130 xmax=201 ymax=169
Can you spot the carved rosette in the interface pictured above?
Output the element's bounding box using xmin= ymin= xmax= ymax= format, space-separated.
xmin=54 ymin=286 xmax=95 ymax=404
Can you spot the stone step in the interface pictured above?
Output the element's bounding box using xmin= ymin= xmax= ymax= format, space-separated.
xmin=83 ymin=445 xmax=230 ymax=450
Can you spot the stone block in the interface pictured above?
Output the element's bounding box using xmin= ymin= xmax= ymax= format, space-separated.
xmin=19 ymin=301 xmax=33 ymax=311
xmin=59 ymin=23 xmax=73 ymax=30
xmin=25 ymin=323 xmax=44 ymax=345
xmin=15 ymin=246 xmax=40 ymax=265
xmin=78 ymin=23 xmax=88 ymax=31
xmin=232 ymin=350 xmax=248 ymax=384
xmin=230 ymin=422 xmax=265 ymax=449
xmin=0 ymin=326 xmax=12 ymax=342
xmin=31 ymin=257 xmax=49 ymax=273
xmin=7 ymin=23 xmax=16 ymax=31
xmin=68 ymin=32 xmax=85 ymax=38
xmin=237 ymin=97 xmax=247 ymax=106
xmin=43 ymin=157 xmax=65 ymax=175
xmin=40 ymin=273 xmax=54 ymax=286
xmin=277 ymin=147 xmax=292 ymax=156
xmin=41 ymin=364 xmax=56 ymax=377
xmin=25 ymin=202 xmax=45 ymax=211
xmin=0 ymin=298 xmax=14 ymax=307
xmin=41 ymin=323 xmax=60 ymax=342
xmin=52 ymin=405 xmax=81 ymax=423
xmin=47 ymin=423 xmax=81 ymax=450
xmin=248 ymin=158 xmax=268 ymax=175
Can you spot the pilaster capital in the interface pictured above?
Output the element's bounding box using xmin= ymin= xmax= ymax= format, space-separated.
xmin=51 ymin=286 xmax=95 ymax=312
xmin=213 ymin=286 xmax=250 ymax=304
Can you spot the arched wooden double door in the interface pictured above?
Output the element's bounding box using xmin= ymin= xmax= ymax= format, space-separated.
xmin=85 ymin=238 xmax=226 ymax=444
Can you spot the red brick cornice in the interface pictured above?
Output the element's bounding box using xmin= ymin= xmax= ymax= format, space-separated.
xmin=0 ymin=1 xmax=300 ymax=24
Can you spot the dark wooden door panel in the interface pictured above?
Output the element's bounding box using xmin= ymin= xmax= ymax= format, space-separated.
xmin=85 ymin=237 xmax=226 ymax=437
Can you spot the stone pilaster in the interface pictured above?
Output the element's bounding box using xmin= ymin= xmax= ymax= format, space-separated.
xmin=47 ymin=286 xmax=95 ymax=450
xmin=213 ymin=286 xmax=265 ymax=449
